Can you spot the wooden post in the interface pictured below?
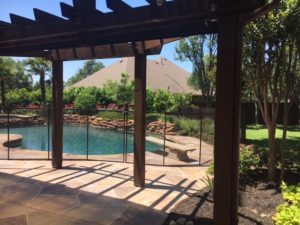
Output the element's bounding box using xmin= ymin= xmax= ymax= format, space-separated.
xmin=213 ymin=14 xmax=243 ymax=225
xmin=134 ymin=54 xmax=147 ymax=187
xmin=52 ymin=60 xmax=63 ymax=169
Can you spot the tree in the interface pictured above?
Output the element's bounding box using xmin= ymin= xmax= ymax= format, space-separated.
xmin=175 ymin=34 xmax=217 ymax=107
xmin=0 ymin=57 xmax=16 ymax=109
xmin=243 ymin=0 xmax=300 ymax=181
xmin=7 ymin=60 xmax=33 ymax=91
xmin=116 ymin=73 xmax=134 ymax=108
xmin=66 ymin=60 xmax=104 ymax=86
xmin=26 ymin=58 xmax=51 ymax=109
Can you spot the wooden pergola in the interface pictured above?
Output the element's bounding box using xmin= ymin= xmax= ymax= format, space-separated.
xmin=0 ymin=0 xmax=277 ymax=224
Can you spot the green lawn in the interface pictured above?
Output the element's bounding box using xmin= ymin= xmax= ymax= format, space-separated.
xmin=246 ymin=125 xmax=300 ymax=149
xmin=246 ymin=125 xmax=300 ymax=171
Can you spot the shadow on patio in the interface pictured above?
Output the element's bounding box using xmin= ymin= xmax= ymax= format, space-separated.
xmin=0 ymin=160 xmax=206 ymax=225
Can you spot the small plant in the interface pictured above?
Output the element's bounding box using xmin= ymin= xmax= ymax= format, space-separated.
xmin=200 ymin=175 xmax=214 ymax=192
xmin=273 ymin=182 xmax=300 ymax=225
xmin=239 ymin=145 xmax=259 ymax=176
xmin=207 ymin=163 xmax=214 ymax=176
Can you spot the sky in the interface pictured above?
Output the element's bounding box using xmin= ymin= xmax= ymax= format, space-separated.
xmin=0 ymin=0 xmax=193 ymax=82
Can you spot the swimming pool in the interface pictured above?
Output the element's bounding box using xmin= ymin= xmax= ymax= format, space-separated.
xmin=0 ymin=125 xmax=161 ymax=155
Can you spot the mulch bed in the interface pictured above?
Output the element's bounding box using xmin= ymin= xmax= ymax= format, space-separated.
xmin=163 ymin=171 xmax=299 ymax=225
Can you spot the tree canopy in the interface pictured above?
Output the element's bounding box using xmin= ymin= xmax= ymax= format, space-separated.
xmin=175 ymin=34 xmax=217 ymax=107
xmin=66 ymin=60 xmax=105 ymax=86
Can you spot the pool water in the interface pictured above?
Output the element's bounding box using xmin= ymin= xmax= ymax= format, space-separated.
xmin=0 ymin=125 xmax=161 ymax=155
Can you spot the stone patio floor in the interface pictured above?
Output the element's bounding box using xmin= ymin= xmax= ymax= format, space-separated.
xmin=0 ymin=160 xmax=209 ymax=225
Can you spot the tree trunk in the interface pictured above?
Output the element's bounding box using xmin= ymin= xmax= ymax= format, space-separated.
xmin=280 ymin=101 xmax=289 ymax=182
xmin=40 ymin=72 xmax=46 ymax=109
xmin=254 ymin=101 xmax=259 ymax=124
xmin=1 ymin=79 xmax=5 ymax=109
xmin=268 ymin=125 xmax=277 ymax=182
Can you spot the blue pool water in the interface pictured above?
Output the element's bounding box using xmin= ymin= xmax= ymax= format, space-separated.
xmin=0 ymin=125 xmax=161 ymax=155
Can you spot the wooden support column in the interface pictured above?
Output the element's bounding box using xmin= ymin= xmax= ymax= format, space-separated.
xmin=52 ymin=60 xmax=63 ymax=169
xmin=213 ymin=14 xmax=243 ymax=225
xmin=134 ymin=54 xmax=147 ymax=187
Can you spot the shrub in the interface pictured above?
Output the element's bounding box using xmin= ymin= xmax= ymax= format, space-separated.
xmin=74 ymin=89 xmax=97 ymax=111
xmin=169 ymin=93 xmax=192 ymax=112
xmin=153 ymin=90 xmax=174 ymax=112
xmin=29 ymin=89 xmax=42 ymax=105
xmin=207 ymin=163 xmax=214 ymax=176
xmin=6 ymin=88 xmax=31 ymax=106
xmin=64 ymin=87 xmax=84 ymax=104
xmin=146 ymin=89 xmax=155 ymax=112
xmin=173 ymin=116 xmax=200 ymax=136
xmin=201 ymin=118 xmax=215 ymax=144
xmin=99 ymin=81 xmax=118 ymax=107
xmin=116 ymin=73 xmax=134 ymax=107
xmin=239 ymin=145 xmax=259 ymax=176
xmin=273 ymin=182 xmax=300 ymax=225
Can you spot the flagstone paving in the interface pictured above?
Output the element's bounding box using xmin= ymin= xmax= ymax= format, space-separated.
xmin=0 ymin=160 xmax=209 ymax=225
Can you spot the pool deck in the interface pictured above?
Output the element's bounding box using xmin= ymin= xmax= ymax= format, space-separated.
xmin=0 ymin=134 xmax=213 ymax=224
xmin=0 ymin=160 xmax=209 ymax=225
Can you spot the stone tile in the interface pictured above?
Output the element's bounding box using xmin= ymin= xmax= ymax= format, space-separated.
xmin=0 ymin=172 xmax=21 ymax=187
xmin=27 ymin=194 xmax=79 ymax=213
xmin=0 ymin=215 xmax=28 ymax=225
xmin=0 ymin=159 xmax=209 ymax=224
xmin=0 ymin=182 xmax=41 ymax=205
xmin=60 ymin=203 xmax=127 ymax=225
xmin=40 ymin=184 xmax=79 ymax=195
xmin=0 ymin=201 xmax=35 ymax=219
xmin=28 ymin=211 xmax=98 ymax=225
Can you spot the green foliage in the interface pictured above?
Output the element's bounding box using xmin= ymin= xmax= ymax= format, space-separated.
xmin=116 ymin=73 xmax=134 ymax=107
xmin=175 ymin=34 xmax=217 ymax=107
xmin=273 ymin=182 xmax=300 ymax=225
xmin=168 ymin=116 xmax=214 ymax=143
xmin=207 ymin=163 xmax=214 ymax=176
xmin=201 ymin=118 xmax=215 ymax=144
xmin=66 ymin=60 xmax=105 ymax=86
xmin=6 ymin=60 xmax=32 ymax=91
xmin=28 ymin=89 xmax=52 ymax=105
xmin=74 ymin=89 xmax=97 ymax=111
xmin=169 ymin=93 xmax=192 ymax=112
xmin=146 ymin=89 xmax=155 ymax=112
xmin=173 ymin=117 xmax=200 ymax=136
xmin=200 ymin=175 xmax=214 ymax=192
xmin=6 ymin=88 xmax=31 ymax=106
xmin=97 ymin=111 xmax=134 ymax=120
xmin=99 ymin=81 xmax=118 ymax=107
xmin=246 ymin=125 xmax=300 ymax=172
xmin=64 ymin=87 xmax=84 ymax=104
xmin=153 ymin=90 xmax=174 ymax=112
xmin=239 ymin=145 xmax=260 ymax=176
xmin=97 ymin=111 xmax=123 ymax=120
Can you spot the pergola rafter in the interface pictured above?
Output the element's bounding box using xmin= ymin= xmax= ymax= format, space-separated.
xmin=0 ymin=0 xmax=263 ymax=58
xmin=0 ymin=0 xmax=277 ymax=224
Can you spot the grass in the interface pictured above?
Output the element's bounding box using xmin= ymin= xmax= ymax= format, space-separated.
xmin=246 ymin=125 xmax=300 ymax=149
xmin=246 ymin=125 xmax=300 ymax=171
